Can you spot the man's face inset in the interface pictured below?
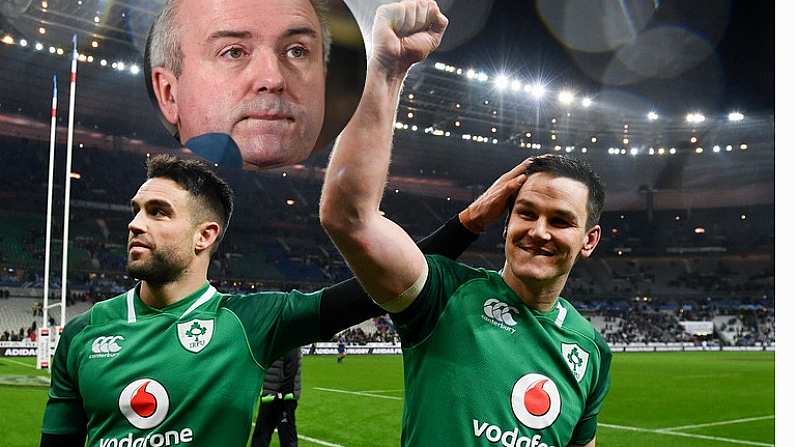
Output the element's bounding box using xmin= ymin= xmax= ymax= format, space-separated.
xmin=503 ymin=173 xmax=600 ymax=286
xmin=157 ymin=0 xmax=326 ymax=168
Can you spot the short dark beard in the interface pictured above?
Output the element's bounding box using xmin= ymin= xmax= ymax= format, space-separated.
xmin=127 ymin=248 xmax=186 ymax=285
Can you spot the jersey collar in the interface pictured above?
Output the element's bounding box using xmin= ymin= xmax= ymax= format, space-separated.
xmin=493 ymin=272 xmax=568 ymax=326
xmin=126 ymin=282 xmax=217 ymax=323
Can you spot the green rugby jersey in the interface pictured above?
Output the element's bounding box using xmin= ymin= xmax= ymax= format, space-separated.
xmin=41 ymin=282 xmax=323 ymax=447
xmin=393 ymin=255 xmax=612 ymax=447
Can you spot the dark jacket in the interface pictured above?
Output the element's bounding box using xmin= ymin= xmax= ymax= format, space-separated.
xmin=262 ymin=348 xmax=301 ymax=399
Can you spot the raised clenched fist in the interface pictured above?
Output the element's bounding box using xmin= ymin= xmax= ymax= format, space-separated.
xmin=371 ymin=0 xmax=449 ymax=77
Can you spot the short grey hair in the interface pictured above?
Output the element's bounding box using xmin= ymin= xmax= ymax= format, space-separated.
xmin=148 ymin=0 xmax=333 ymax=78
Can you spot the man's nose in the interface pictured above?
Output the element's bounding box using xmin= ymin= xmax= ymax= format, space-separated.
xmin=252 ymin=52 xmax=286 ymax=94
xmin=529 ymin=218 xmax=552 ymax=241
xmin=128 ymin=211 xmax=146 ymax=235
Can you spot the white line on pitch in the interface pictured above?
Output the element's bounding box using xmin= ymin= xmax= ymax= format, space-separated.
xmin=314 ymin=387 xmax=403 ymax=401
xmin=599 ymin=423 xmax=774 ymax=446
xmin=1 ymin=358 xmax=38 ymax=369
xmin=298 ymin=434 xmax=345 ymax=447
xmin=356 ymin=389 xmax=404 ymax=394
xmin=660 ymin=415 xmax=775 ymax=431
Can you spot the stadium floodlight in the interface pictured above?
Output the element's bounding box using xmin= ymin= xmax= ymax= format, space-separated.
xmin=712 ymin=145 xmax=721 ymax=152
xmin=2 ymin=34 xmax=16 ymax=45
xmin=100 ymin=59 xmax=107 ymax=66
xmin=620 ymin=149 xmax=626 ymax=154
xmin=87 ymin=55 xmax=94 ymax=63
xmin=686 ymin=112 xmax=706 ymax=123
xmin=622 ymin=138 xmax=629 ymax=145
xmin=647 ymin=111 xmax=658 ymax=121
xmin=581 ymin=147 xmax=588 ymax=153
xmin=558 ymin=90 xmax=575 ymax=105
xmin=49 ymin=46 xmax=56 ymax=54
xmin=565 ymin=146 xmax=574 ymax=153
xmin=19 ymin=39 xmax=27 ymax=47
xmin=740 ymin=143 xmax=748 ymax=150
xmin=56 ymin=48 xmax=64 ymax=55
xmin=495 ymin=74 xmax=509 ymax=91
xmin=728 ymin=111 xmax=744 ymax=122
xmin=591 ymin=137 xmax=597 ymax=143
xmin=510 ymin=79 xmax=522 ymax=91
xmin=669 ymin=148 xmax=676 ymax=154
xmin=725 ymin=145 xmax=733 ymax=151
xmin=466 ymin=68 xmax=476 ymax=79
xmin=657 ymin=148 xmax=665 ymax=155
xmin=477 ymin=72 xmax=489 ymax=82
xmin=696 ymin=147 xmax=703 ymax=153
xmin=630 ymin=147 xmax=639 ymax=156
xmin=648 ymin=148 xmax=655 ymax=155
xmin=39 ymin=27 xmax=46 ymax=34
xmin=690 ymin=136 xmax=698 ymax=143
xmin=35 ymin=42 xmax=43 ymax=51
xmin=530 ymin=83 xmax=546 ymax=99
xmin=434 ymin=62 xmax=446 ymax=71
xmin=554 ymin=145 xmax=561 ymax=151
xmin=581 ymin=97 xmax=593 ymax=108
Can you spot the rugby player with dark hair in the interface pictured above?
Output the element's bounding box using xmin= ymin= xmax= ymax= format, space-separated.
xmin=320 ymin=1 xmax=612 ymax=445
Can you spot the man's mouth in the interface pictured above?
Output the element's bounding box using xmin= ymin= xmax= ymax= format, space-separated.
xmin=520 ymin=246 xmax=555 ymax=256
xmin=128 ymin=241 xmax=151 ymax=251
xmin=243 ymin=112 xmax=294 ymax=121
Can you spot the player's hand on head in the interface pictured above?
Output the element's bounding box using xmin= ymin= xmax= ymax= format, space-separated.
xmin=459 ymin=158 xmax=532 ymax=234
xmin=371 ymin=0 xmax=449 ymax=77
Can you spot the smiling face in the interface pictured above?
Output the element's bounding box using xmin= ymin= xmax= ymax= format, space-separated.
xmin=127 ymin=178 xmax=200 ymax=284
xmin=152 ymin=0 xmax=326 ymax=168
xmin=502 ymin=173 xmax=601 ymax=290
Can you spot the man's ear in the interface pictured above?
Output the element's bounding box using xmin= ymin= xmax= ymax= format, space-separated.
xmin=194 ymin=221 xmax=221 ymax=255
xmin=151 ymin=67 xmax=180 ymax=126
xmin=580 ymin=224 xmax=601 ymax=259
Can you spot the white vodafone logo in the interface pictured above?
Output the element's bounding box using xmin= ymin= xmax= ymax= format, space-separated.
xmin=511 ymin=373 xmax=561 ymax=430
xmin=118 ymin=379 xmax=170 ymax=429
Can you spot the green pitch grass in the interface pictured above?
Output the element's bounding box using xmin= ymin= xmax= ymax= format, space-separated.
xmin=0 ymin=352 xmax=773 ymax=446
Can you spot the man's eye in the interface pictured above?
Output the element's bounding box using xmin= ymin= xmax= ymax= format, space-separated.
xmin=222 ymin=47 xmax=245 ymax=59
xmin=286 ymin=46 xmax=308 ymax=59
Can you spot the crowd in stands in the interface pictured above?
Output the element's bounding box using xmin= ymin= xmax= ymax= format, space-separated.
xmin=0 ymin=138 xmax=775 ymax=346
